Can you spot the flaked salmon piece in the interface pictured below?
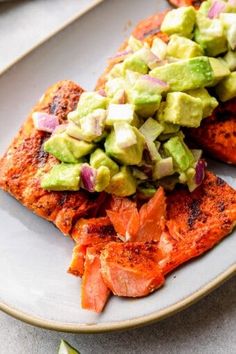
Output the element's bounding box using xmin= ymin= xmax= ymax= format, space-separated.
xmin=137 ymin=187 xmax=166 ymax=242
xmin=100 ymin=242 xmax=165 ymax=297
xmin=81 ymin=245 xmax=110 ymax=313
xmin=187 ymin=98 xmax=236 ymax=165
xmin=159 ymin=171 xmax=236 ymax=273
xmin=67 ymin=244 xmax=87 ymax=277
xmin=71 ymin=216 xmax=117 ymax=245
xmin=0 ymin=80 xmax=106 ymax=235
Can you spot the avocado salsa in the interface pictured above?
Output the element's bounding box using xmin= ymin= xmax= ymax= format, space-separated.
xmin=38 ymin=1 xmax=236 ymax=197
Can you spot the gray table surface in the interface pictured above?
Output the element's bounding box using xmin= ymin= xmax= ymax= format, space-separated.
xmin=0 ymin=1 xmax=235 ymax=353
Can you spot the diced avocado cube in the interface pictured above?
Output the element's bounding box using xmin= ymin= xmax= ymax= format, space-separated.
xmin=195 ymin=13 xmax=227 ymax=57
xmin=41 ymin=163 xmax=81 ymax=191
xmin=90 ymin=148 xmax=119 ymax=176
xmin=137 ymin=183 xmax=156 ymax=199
xmin=151 ymin=37 xmax=167 ymax=60
xmin=167 ymin=35 xmax=203 ymax=59
xmin=106 ymin=103 xmax=134 ymax=125
xmin=107 ymin=63 xmax=124 ymax=80
xmin=44 ymin=133 xmax=94 ymax=163
xmin=220 ymin=13 xmax=236 ymax=50
xmin=158 ymin=119 xmax=180 ymax=135
xmin=198 ymin=0 xmax=212 ymax=15
xmin=223 ymin=50 xmax=236 ymax=71
xmin=164 ymin=136 xmax=195 ymax=171
xmin=157 ymin=92 xmax=203 ymax=128
xmin=161 ymin=6 xmax=196 ymax=37
xmin=128 ymin=35 xmax=143 ymax=52
xmin=105 ymin=166 xmax=137 ymax=197
xmin=59 ymin=340 xmax=80 ymax=354
xmin=105 ymin=127 xmax=145 ymax=165
xmin=94 ymin=166 xmax=111 ymax=192
xmin=153 ymin=157 xmax=174 ymax=180
xmin=139 ymin=118 xmax=164 ymax=141
xmin=208 ymin=57 xmax=231 ymax=86
xmin=67 ymin=109 xmax=106 ymax=143
xmin=150 ymin=57 xmax=214 ymax=91
xmin=186 ymin=88 xmax=218 ymax=118
xmin=68 ymin=92 xmax=108 ymax=123
xmin=123 ymin=54 xmax=148 ymax=74
xmin=215 ymin=72 xmax=236 ymax=101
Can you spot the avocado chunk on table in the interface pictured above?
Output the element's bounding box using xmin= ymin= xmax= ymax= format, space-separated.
xmin=164 ymin=136 xmax=195 ymax=171
xmin=105 ymin=127 xmax=145 ymax=165
xmin=105 ymin=166 xmax=137 ymax=196
xmin=94 ymin=166 xmax=111 ymax=192
xmin=41 ymin=163 xmax=81 ymax=191
xmin=215 ymin=72 xmax=236 ymax=102
xmin=208 ymin=57 xmax=230 ymax=86
xmin=167 ymin=35 xmax=203 ymax=59
xmin=44 ymin=133 xmax=95 ymax=163
xmin=223 ymin=50 xmax=236 ymax=71
xmin=90 ymin=148 xmax=119 ymax=176
xmin=123 ymin=54 xmax=148 ymax=74
xmin=195 ymin=13 xmax=227 ymax=57
xmin=186 ymin=88 xmax=218 ymax=118
xmin=149 ymin=57 xmax=215 ymax=91
xmin=160 ymin=6 xmax=196 ymax=37
xmin=158 ymin=92 xmax=203 ymax=128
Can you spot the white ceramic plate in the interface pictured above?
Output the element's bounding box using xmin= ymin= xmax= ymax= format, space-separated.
xmin=0 ymin=0 xmax=235 ymax=333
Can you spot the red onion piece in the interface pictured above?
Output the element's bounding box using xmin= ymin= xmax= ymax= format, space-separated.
xmin=97 ymin=89 xmax=107 ymax=97
xmin=81 ymin=164 xmax=97 ymax=192
xmin=195 ymin=160 xmax=207 ymax=185
xmin=141 ymin=75 xmax=169 ymax=88
xmin=109 ymin=50 xmax=133 ymax=62
xmin=208 ymin=1 xmax=226 ymax=19
xmin=33 ymin=112 xmax=59 ymax=133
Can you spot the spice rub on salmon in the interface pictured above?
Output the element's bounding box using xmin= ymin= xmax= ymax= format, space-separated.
xmin=0 ymin=80 xmax=106 ymax=235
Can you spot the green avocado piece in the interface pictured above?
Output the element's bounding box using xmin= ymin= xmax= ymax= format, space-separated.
xmin=139 ymin=118 xmax=164 ymax=141
xmin=94 ymin=166 xmax=111 ymax=192
xmin=149 ymin=57 xmax=214 ymax=91
xmin=105 ymin=127 xmax=145 ymax=165
xmin=186 ymin=88 xmax=218 ymax=118
xmin=208 ymin=57 xmax=231 ymax=86
xmin=137 ymin=184 xmax=156 ymax=199
xmin=58 ymin=340 xmax=80 ymax=354
xmin=160 ymin=6 xmax=196 ymax=37
xmin=123 ymin=54 xmax=148 ymax=74
xmin=128 ymin=35 xmax=143 ymax=52
xmin=223 ymin=50 xmax=236 ymax=71
xmin=167 ymin=35 xmax=203 ymax=59
xmin=105 ymin=166 xmax=137 ymax=196
xmin=107 ymin=63 xmax=124 ymax=80
xmin=41 ymin=163 xmax=81 ymax=191
xmin=68 ymin=92 xmax=108 ymax=124
xmin=195 ymin=13 xmax=227 ymax=57
xmin=44 ymin=133 xmax=94 ymax=163
xmin=164 ymin=136 xmax=195 ymax=171
xmin=215 ymin=72 xmax=236 ymax=102
xmin=90 ymin=148 xmax=119 ymax=176
xmin=157 ymin=92 xmax=203 ymax=128
xmin=158 ymin=119 xmax=180 ymax=135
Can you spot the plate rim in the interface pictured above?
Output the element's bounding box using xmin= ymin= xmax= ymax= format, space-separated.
xmin=0 ymin=0 xmax=104 ymax=76
xmin=0 ymin=0 xmax=235 ymax=333
xmin=1 ymin=265 xmax=235 ymax=333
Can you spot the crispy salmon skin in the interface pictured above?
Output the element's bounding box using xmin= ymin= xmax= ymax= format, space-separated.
xmin=0 ymin=80 xmax=105 ymax=235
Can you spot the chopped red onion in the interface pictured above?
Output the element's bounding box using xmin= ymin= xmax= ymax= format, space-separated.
xmin=33 ymin=112 xmax=59 ymax=133
xmin=97 ymin=89 xmax=107 ymax=97
xmin=195 ymin=160 xmax=207 ymax=185
xmin=109 ymin=50 xmax=133 ymax=62
xmin=81 ymin=164 xmax=97 ymax=193
xmin=141 ymin=75 xmax=169 ymax=88
xmin=208 ymin=1 xmax=226 ymax=19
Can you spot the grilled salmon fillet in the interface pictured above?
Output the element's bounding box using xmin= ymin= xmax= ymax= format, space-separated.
xmin=0 ymin=80 xmax=106 ymax=235
xmin=96 ymin=6 xmax=236 ymax=165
